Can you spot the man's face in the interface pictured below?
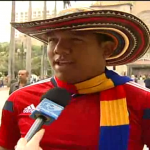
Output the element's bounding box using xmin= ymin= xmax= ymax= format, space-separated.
xmin=47 ymin=31 xmax=107 ymax=84
xmin=18 ymin=70 xmax=28 ymax=82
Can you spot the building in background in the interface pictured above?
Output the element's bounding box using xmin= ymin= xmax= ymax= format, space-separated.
xmin=91 ymin=1 xmax=133 ymax=76
xmin=14 ymin=1 xmax=64 ymax=46
xmin=91 ymin=1 xmax=150 ymax=76
xmin=15 ymin=7 xmax=53 ymax=46
xmin=127 ymin=1 xmax=150 ymax=77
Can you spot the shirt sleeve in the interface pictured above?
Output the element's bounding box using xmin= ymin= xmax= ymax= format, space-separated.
xmin=0 ymin=93 xmax=20 ymax=149
xmin=142 ymin=91 xmax=150 ymax=148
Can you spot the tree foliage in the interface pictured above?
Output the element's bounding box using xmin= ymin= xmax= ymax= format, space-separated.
xmin=0 ymin=42 xmax=9 ymax=73
xmin=0 ymin=42 xmax=52 ymax=76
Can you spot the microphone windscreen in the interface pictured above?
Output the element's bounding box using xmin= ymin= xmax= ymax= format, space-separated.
xmin=40 ymin=87 xmax=71 ymax=107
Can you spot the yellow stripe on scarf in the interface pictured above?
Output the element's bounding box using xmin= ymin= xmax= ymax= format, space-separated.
xmin=100 ymin=98 xmax=129 ymax=126
xmin=75 ymin=73 xmax=115 ymax=94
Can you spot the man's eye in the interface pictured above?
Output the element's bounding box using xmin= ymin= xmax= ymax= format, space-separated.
xmin=71 ymin=38 xmax=83 ymax=42
xmin=48 ymin=38 xmax=57 ymax=43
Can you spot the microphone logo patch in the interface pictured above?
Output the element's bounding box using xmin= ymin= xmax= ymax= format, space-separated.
xmin=43 ymin=102 xmax=62 ymax=111
xmin=33 ymin=98 xmax=64 ymax=120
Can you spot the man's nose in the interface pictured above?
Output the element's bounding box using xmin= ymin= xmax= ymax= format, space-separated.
xmin=54 ymin=40 xmax=71 ymax=55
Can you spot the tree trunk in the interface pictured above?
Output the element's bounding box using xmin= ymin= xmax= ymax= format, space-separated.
xmin=8 ymin=1 xmax=16 ymax=86
xmin=21 ymin=42 xmax=24 ymax=69
xmin=26 ymin=1 xmax=32 ymax=80
xmin=54 ymin=1 xmax=57 ymax=16
xmin=41 ymin=1 xmax=48 ymax=79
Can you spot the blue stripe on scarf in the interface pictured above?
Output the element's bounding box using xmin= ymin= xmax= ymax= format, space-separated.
xmin=99 ymin=125 xmax=130 ymax=150
xmin=105 ymin=68 xmax=132 ymax=86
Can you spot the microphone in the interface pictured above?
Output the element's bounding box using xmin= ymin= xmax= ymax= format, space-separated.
xmin=25 ymin=87 xmax=71 ymax=142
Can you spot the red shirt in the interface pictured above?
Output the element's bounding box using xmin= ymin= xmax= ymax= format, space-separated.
xmin=0 ymin=79 xmax=150 ymax=150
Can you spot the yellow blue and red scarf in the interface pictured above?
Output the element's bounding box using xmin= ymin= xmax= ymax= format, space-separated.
xmin=51 ymin=68 xmax=132 ymax=150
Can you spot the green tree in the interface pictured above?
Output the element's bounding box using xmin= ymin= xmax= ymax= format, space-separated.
xmin=0 ymin=42 xmax=9 ymax=73
xmin=0 ymin=43 xmax=52 ymax=77
xmin=31 ymin=45 xmax=52 ymax=76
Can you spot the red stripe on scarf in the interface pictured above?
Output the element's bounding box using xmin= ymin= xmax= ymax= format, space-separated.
xmin=100 ymin=85 xmax=126 ymax=101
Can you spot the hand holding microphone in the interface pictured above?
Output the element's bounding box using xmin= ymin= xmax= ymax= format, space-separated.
xmin=15 ymin=87 xmax=71 ymax=149
xmin=15 ymin=129 xmax=45 ymax=150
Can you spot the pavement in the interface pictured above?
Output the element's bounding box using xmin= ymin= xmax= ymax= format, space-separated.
xmin=0 ymin=87 xmax=9 ymax=107
xmin=0 ymin=87 xmax=148 ymax=149
xmin=0 ymin=87 xmax=9 ymax=123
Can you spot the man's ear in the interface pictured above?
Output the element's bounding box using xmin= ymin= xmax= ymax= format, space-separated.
xmin=101 ymin=41 xmax=115 ymax=58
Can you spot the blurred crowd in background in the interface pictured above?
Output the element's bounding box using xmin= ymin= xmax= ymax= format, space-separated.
xmin=0 ymin=71 xmax=50 ymax=88
xmin=1 ymin=71 xmax=150 ymax=89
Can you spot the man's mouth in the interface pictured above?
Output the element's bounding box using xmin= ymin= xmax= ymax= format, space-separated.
xmin=55 ymin=58 xmax=74 ymax=65
xmin=56 ymin=60 xmax=73 ymax=65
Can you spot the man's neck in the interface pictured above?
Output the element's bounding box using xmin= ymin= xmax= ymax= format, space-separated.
xmin=19 ymin=81 xmax=27 ymax=87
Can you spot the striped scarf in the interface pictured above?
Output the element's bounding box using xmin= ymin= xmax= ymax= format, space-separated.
xmin=51 ymin=68 xmax=132 ymax=150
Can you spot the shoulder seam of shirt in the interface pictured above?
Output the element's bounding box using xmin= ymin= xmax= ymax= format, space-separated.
xmin=9 ymin=77 xmax=52 ymax=97
xmin=20 ymin=77 xmax=52 ymax=89
xmin=126 ymin=81 xmax=150 ymax=93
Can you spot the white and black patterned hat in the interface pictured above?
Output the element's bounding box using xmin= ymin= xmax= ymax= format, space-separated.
xmin=11 ymin=7 xmax=150 ymax=66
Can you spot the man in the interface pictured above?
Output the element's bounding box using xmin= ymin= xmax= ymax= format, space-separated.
xmin=144 ymin=75 xmax=150 ymax=89
xmin=9 ymin=70 xmax=29 ymax=95
xmin=0 ymin=76 xmax=4 ymax=88
xmin=0 ymin=7 xmax=150 ymax=150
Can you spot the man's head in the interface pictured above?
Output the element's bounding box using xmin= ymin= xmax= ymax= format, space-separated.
xmin=47 ymin=30 xmax=115 ymax=84
xmin=18 ymin=70 xmax=29 ymax=83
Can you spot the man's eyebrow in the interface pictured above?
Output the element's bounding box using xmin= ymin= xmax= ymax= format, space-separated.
xmin=47 ymin=32 xmax=55 ymax=37
xmin=46 ymin=31 xmax=89 ymax=38
xmin=71 ymin=31 xmax=87 ymax=36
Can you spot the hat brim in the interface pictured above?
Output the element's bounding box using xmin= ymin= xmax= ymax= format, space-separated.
xmin=11 ymin=9 xmax=150 ymax=66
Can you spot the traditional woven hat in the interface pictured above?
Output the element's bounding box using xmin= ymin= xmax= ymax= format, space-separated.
xmin=11 ymin=7 xmax=150 ymax=66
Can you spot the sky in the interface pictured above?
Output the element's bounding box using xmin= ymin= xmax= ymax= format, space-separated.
xmin=0 ymin=1 xmax=93 ymax=43
xmin=0 ymin=1 xmax=11 ymax=42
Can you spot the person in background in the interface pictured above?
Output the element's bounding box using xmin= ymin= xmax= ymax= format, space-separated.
xmin=131 ymin=74 xmax=136 ymax=82
xmin=139 ymin=75 xmax=143 ymax=80
xmin=137 ymin=75 xmax=145 ymax=87
xmin=9 ymin=70 xmax=29 ymax=95
xmin=144 ymin=75 xmax=150 ymax=89
xmin=134 ymin=75 xmax=138 ymax=83
xmin=0 ymin=76 xmax=4 ymax=88
xmin=44 ymin=75 xmax=49 ymax=79
xmin=37 ymin=76 xmax=41 ymax=82
xmin=0 ymin=6 xmax=150 ymax=150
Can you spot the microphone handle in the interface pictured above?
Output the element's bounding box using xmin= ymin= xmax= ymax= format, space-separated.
xmin=25 ymin=116 xmax=46 ymax=142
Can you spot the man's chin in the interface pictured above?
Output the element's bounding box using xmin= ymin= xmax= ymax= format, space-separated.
xmin=55 ymin=72 xmax=84 ymax=84
xmin=54 ymin=72 xmax=75 ymax=83
xmin=55 ymin=72 xmax=68 ymax=81
xmin=19 ymin=79 xmax=26 ymax=82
